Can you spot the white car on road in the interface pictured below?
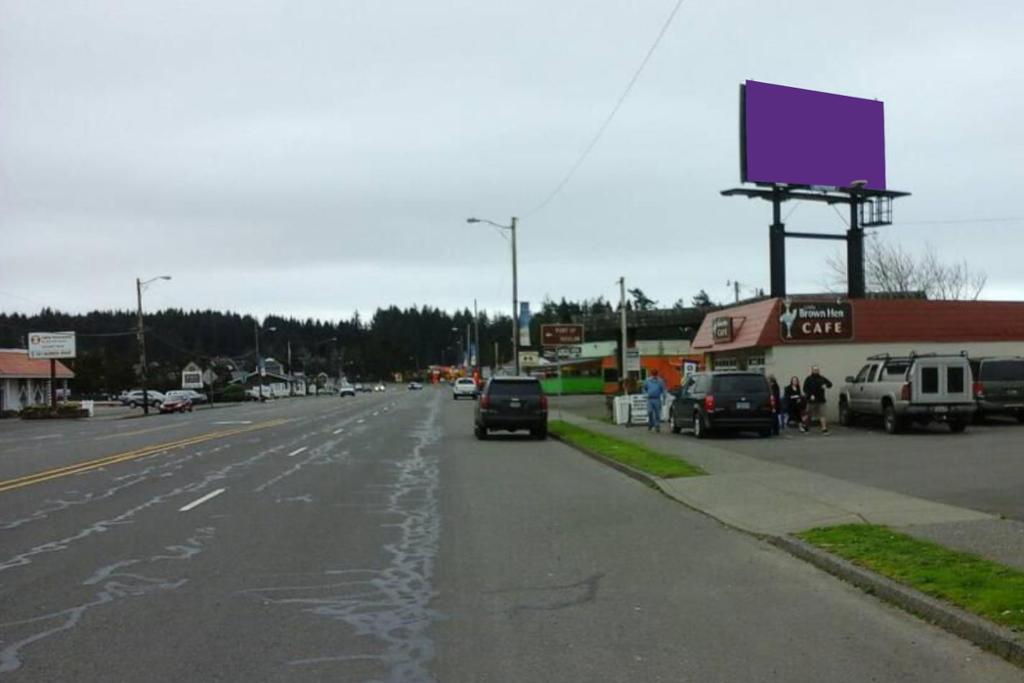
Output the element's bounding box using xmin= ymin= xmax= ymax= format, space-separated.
xmin=452 ymin=377 xmax=479 ymax=400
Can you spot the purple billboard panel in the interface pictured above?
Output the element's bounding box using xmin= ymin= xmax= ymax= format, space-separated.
xmin=742 ymin=80 xmax=886 ymax=189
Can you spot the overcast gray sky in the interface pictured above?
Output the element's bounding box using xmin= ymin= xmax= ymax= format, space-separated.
xmin=2 ymin=0 xmax=1022 ymax=321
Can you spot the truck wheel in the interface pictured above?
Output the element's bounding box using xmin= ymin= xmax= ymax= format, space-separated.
xmin=838 ymin=400 xmax=852 ymax=427
xmin=948 ymin=420 xmax=967 ymax=433
xmin=670 ymin=417 xmax=682 ymax=434
xmin=474 ymin=425 xmax=488 ymax=440
xmin=1017 ymin=410 xmax=1024 ymax=424
xmin=693 ymin=412 xmax=707 ymax=439
xmin=531 ymin=427 xmax=547 ymax=440
xmin=883 ymin=405 xmax=902 ymax=435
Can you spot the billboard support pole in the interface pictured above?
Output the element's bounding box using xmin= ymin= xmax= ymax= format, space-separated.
xmin=847 ymin=197 xmax=865 ymax=298
xmin=770 ymin=187 xmax=786 ymax=297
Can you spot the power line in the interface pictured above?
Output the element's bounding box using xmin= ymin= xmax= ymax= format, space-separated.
xmin=523 ymin=0 xmax=689 ymax=218
xmin=898 ymin=217 xmax=1024 ymax=226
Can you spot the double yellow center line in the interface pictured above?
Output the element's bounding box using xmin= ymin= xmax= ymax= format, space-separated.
xmin=0 ymin=419 xmax=290 ymax=494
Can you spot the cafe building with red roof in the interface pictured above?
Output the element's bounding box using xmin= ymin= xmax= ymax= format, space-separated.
xmin=692 ymin=298 xmax=1024 ymax=420
xmin=0 ymin=348 xmax=75 ymax=413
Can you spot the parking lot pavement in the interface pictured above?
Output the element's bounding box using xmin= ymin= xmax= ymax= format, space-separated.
xmin=551 ymin=395 xmax=1024 ymax=523
xmin=716 ymin=416 xmax=1024 ymax=522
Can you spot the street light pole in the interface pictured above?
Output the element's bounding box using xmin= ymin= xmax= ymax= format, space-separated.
xmin=136 ymin=275 xmax=171 ymax=415
xmin=510 ymin=216 xmax=519 ymax=375
xmin=473 ymin=298 xmax=480 ymax=377
xmin=466 ymin=215 xmax=519 ymax=375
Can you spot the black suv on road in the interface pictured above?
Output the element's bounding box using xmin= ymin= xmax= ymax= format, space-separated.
xmin=669 ymin=371 xmax=775 ymax=438
xmin=474 ymin=377 xmax=548 ymax=440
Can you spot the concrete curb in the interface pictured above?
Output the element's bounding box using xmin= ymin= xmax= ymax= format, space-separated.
xmin=552 ymin=419 xmax=1024 ymax=670
xmin=770 ymin=535 xmax=1024 ymax=668
xmin=548 ymin=432 xmax=662 ymax=491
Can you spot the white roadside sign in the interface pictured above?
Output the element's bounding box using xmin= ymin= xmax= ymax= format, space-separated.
xmin=625 ymin=348 xmax=641 ymax=373
xmin=28 ymin=331 xmax=76 ymax=359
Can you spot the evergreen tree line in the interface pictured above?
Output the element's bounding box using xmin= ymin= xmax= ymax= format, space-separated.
xmin=0 ymin=293 xmax=680 ymax=395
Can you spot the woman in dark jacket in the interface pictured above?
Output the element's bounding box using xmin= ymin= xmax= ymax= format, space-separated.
xmin=783 ymin=376 xmax=803 ymax=429
xmin=768 ymin=375 xmax=782 ymax=434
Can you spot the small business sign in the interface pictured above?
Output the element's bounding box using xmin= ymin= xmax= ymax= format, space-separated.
xmin=625 ymin=348 xmax=641 ymax=373
xmin=181 ymin=363 xmax=205 ymax=389
xmin=779 ymin=300 xmax=853 ymax=342
xmin=712 ymin=317 xmax=734 ymax=343
xmin=28 ymin=331 xmax=76 ymax=359
xmin=518 ymin=351 xmax=539 ymax=367
xmin=541 ymin=324 xmax=584 ymax=346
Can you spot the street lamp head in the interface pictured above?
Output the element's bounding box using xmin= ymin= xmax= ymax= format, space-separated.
xmin=158 ymin=275 xmax=172 ymax=281
xmin=466 ymin=218 xmax=480 ymax=224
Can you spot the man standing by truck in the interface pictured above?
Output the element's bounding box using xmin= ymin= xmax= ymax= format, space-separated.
xmin=802 ymin=366 xmax=833 ymax=435
xmin=642 ymin=369 xmax=668 ymax=433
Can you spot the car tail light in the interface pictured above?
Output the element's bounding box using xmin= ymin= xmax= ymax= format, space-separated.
xmin=704 ymin=394 xmax=716 ymax=412
xmin=480 ymin=395 xmax=490 ymax=409
xmin=973 ymin=381 xmax=985 ymax=398
xmin=900 ymin=382 xmax=912 ymax=401
xmin=540 ymin=395 xmax=548 ymax=410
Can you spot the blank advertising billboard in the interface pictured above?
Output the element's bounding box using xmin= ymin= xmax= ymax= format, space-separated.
xmin=742 ymin=80 xmax=886 ymax=189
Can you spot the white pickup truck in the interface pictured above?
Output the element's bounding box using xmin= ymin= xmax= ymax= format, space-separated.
xmin=838 ymin=352 xmax=976 ymax=434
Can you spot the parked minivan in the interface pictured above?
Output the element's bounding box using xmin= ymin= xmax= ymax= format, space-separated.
xmin=970 ymin=357 xmax=1024 ymax=422
xmin=669 ymin=371 xmax=775 ymax=438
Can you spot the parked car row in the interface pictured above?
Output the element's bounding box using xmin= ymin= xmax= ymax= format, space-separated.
xmin=839 ymin=353 xmax=1024 ymax=434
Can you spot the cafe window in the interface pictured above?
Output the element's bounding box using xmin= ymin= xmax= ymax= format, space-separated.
xmin=714 ymin=357 xmax=738 ymax=370
xmin=746 ymin=356 xmax=766 ymax=373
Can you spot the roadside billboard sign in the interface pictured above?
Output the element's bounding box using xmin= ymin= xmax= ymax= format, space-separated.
xmin=541 ymin=324 xmax=584 ymax=347
xmin=28 ymin=331 xmax=76 ymax=359
xmin=742 ymin=80 xmax=886 ymax=189
xmin=625 ymin=348 xmax=641 ymax=373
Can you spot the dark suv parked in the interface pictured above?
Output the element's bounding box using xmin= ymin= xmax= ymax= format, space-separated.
xmin=669 ymin=371 xmax=775 ymax=438
xmin=970 ymin=357 xmax=1024 ymax=422
xmin=474 ymin=377 xmax=548 ymax=440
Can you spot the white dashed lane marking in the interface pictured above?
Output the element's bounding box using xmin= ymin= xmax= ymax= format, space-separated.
xmin=288 ymin=446 xmax=308 ymax=457
xmin=179 ymin=488 xmax=227 ymax=512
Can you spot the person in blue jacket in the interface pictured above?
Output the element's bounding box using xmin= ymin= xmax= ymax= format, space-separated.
xmin=642 ymin=369 xmax=668 ymax=432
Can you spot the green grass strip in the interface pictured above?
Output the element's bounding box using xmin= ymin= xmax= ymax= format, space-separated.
xmin=549 ymin=420 xmax=705 ymax=479
xmin=799 ymin=524 xmax=1024 ymax=631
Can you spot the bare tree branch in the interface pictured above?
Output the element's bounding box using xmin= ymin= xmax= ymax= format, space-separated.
xmin=823 ymin=238 xmax=986 ymax=300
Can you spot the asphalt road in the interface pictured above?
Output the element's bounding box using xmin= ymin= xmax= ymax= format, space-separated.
xmin=0 ymin=389 xmax=1020 ymax=681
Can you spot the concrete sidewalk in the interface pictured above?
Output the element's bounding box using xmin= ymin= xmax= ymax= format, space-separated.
xmin=554 ymin=409 xmax=994 ymax=535
xmin=554 ymin=407 xmax=1024 ymax=571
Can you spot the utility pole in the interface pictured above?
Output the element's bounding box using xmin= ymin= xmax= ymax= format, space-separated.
xmin=253 ymin=319 xmax=263 ymax=401
xmin=473 ymin=298 xmax=480 ymax=377
xmin=287 ymin=339 xmax=293 ymax=396
xmin=727 ymin=280 xmax=741 ymax=303
xmin=618 ymin=276 xmax=628 ymax=395
xmin=511 ymin=216 xmax=519 ymax=375
xmin=465 ymin=322 xmax=471 ymax=371
xmin=494 ymin=340 xmax=499 ymax=376
xmin=136 ymin=278 xmax=149 ymax=415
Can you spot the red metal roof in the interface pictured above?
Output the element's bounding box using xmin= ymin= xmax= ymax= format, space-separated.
xmin=0 ymin=350 xmax=75 ymax=379
xmin=692 ymin=299 xmax=780 ymax=351
xmin=693 ymin=299 xmax=1024 ymax=351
